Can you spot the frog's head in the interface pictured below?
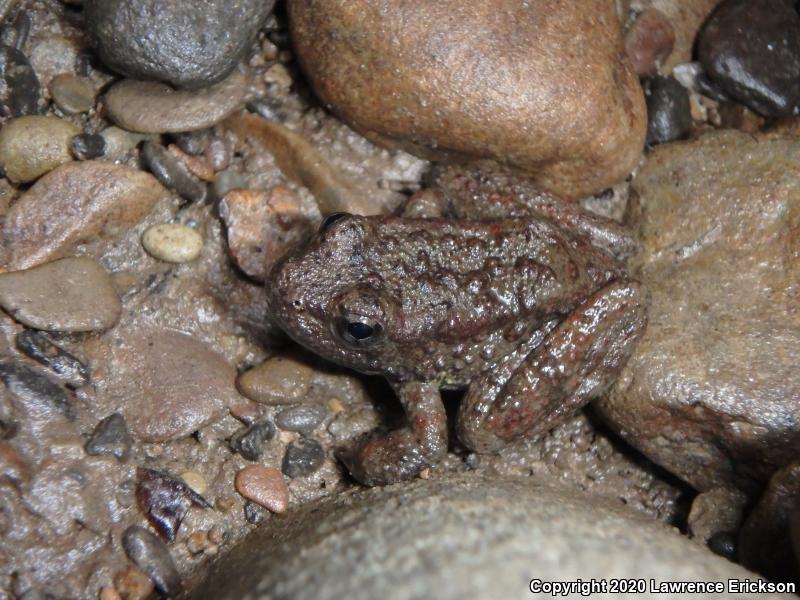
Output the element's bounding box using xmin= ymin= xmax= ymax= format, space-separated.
xmin=267 ymin=212 xmax=406 ymax=378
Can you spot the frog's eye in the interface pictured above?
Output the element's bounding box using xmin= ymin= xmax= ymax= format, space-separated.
xmin=319 ymin=212 xmax=350 ymax=233
xmin=336 ymin=314 xmax=383 ymax=346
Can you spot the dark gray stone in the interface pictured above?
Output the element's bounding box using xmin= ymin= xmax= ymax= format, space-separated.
xmin=275 ymin=404 xmax=327 ymax=434
xmin=15 ymin=330 xmax=89 ymax=388
xmin=85 ymin=0 xmax=274 ymax=89
xmin=122 ymin=525 xmax=182 ymax=597
xmin=645 ymin=76 xmax=691 ymax=146
xmin=191 ymin=474 xmax=775 ymax=600
xmin=85 ymin=413 xmax=132 ymax=461
xmin=0 ymin=361 xmax=73 ymax=420
xmin=71 ymin=133 xmax=106 ymax=161
xmin=281 ymin=438 xmax=324 ymax=478
xmin=141 ymin=141 xmax=208 ymax=204
xmin=0 ymin=45 xmax=40 ymax=118
xmin=230 ymin=420 xmax=275 ymax=462
xmin=698 ymin=0 xmax=800 ymax=117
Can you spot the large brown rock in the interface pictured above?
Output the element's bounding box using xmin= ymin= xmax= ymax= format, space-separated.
xmin=598 ymin=130 xmax=800 ymax=494
xmin=288 ymin=0 xmax=646 ymax=199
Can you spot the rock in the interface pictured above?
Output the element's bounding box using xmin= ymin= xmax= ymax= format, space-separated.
xmin=243 ymin=501 xmax=268 ymax=525
xmin=172 ymin=130 xmax=211 ymax=156
xmin=104 ymin=71 xmax=248 ymax=134
xmin=99 ymin=126 xmax=150 ymax=162
xmin=625 ymin=8 xmax=675 ymax=76
xmin=167 ymin=144 xmax=215 ymax=182
xmin=180 ymin=471 xmax=208 ymax=496
xmin=85 ymin=0 xmax=273 ymax=89
xmin=281 ymin=438 xmax=324 ymax=478
xmin=649 ymin=0 xmax=721 ymax=71
xmin=645 ymin=76 xmax=691 ymax=145
xmin=288 ymin=0 xmax=646 ymax=199
xmin=0 ymin=361 xmax=73 ymax=420
xmin=0 ymin=161 xmax=166 ymax=270
xmin=234 ymin=465 xmax=289 ymax=513
xmin=0 ymin=45 xmax=40 ymax=118
xmin=739 ymin=461 xmax=800 ymax=582
xmin=219 ymin=187 xmax=314 ymax=281
xmin=113 ymin=566 xmax=154 ymax=600
xmin=141 ymin=142 xmax=209 ymax=204
xmin=194 ymin=474 xmax=779 ymax=600
xmin=230 ymin=420 xmax=275 ymax=462
xmin=121 ymin=526 xmax=182 ymax=597
xmin=70 ymin=133 xmax=106 ymax=161
xmin=136 ymin=468 xmax=211 ymax=541
xmin=0 ymin=116 xmax=80 ymax=183
xmin=84 ymin=413 xmax=133 ymax=461
xmin=15 ymin=330 xmax=89 ymax=387
xmin=49 ymin=74 xmax=95 ymax=114
xmin=698 ymin=0 xmax=800 ymax=117
xmin=275 ymin=405 xmax=327 ymax=434
xmin=101 ymin=328 xmax=243 ymax=442
xmin=597 ymin=131 xmax=800 ymax=494
xmin=141 ymin=223 xmax=203 ymax=263
xmin=236 ymin=356 xmax=314 ymax=405
xmin=0 ymin=257 xmax=121 ymax=332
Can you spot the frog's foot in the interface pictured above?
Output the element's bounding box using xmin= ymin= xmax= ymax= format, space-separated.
xmin=339 ymin=382 xmax=448 ymax=486
xmin=457 ymin=280 xmax=648 ymax=453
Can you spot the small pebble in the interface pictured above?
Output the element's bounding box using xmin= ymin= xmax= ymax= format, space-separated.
xmin=49 ymin=74 xmax=95 ymax=114
xmin=167 ymin=144 xmax=215 ymax=182
xmin=15 ymin=329 xmax=89 ymax=387
xmin=98 ymin=587 xmax=123 ymax=600
xmin=281 ymin=438 xmax=325 ymax=478
xmin=85 ymin=413 xmax=132 ymax=461
xmin=230 ymin=420 xmax=275 ymax=462
xmin=141 ymin=223 xmax=203 ymax=263
xmin=205 ymin=138 xmax=230 ymax=172
xmin=698 ymin=0 xmax=800 ymax=117
xmin=236 ymin=356 xmax=314 ymax=405
xmin=243 ymin=500 xmax=268 ymax=524
xmin=625 ymin=8 xmax=675 ymax=76
xmin=645 ymin=76 xmax=691 ymax=146
xmin=141 ymin=141 xmax=209 ymax=204
xmin=327 ymin=398 xmax=345 ymax=414
xmin=707 ymin=530 xmax=738 ymax=561
xmin=136 ymin=467 xmax=211 ymax=541
xmin=0 ymin=115 xmax=79 ymax=183
xmin=0 ymin=45 xmax=40 ymax=118
xmin=70 ymin=133 xmax=106 ymax=160
xmin=172 ymin=130 xmax=211 ymax=156
xmin=0 ymin=361 xmax=73 ymax=420
xmin=275 ymin=404 xmax=327 ymax=434
xmin=113 ymin=566 xmax=153 ymax=600
xmin=179 ymin=470 xmax=207 ymax=496
xmin=121 ymin=525 xmax=183 ymax=597
xmin=99 ymin=126 xmax=149 ymax=162
xmin=234 ymin=465 xmax=289 ymax=513
xmin=0 ymin=257 xmax=121 ymax=332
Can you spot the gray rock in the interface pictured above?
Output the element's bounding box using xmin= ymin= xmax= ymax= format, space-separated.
xmin=192 ymin=474 xmax=778 ymax=600
xmin=15 ymin=330 xmax=89 ymax=387
xmin=122 ymin=525 xmax=182 ymax=597
xmin=275 ymin=404 xmax=327 ymax=434
xmin=281 ymin=438 xmax=324 ymax=478
xmin=85 ymin=0 xmax=273 ymax=89
xmin=645 ymin=76 xmax=691 ymax=146
xmin=84 ymin=413 xmax=132 ymax=461
xmin=0 ymin=361 xmax=73 ymax=420
xmin=0 ymin=45 xmax=40 ymax=118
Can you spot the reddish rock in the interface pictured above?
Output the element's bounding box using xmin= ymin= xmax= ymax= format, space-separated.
xmin=625 ymin=8 xmax=675 ymax=75
xmin=234 ymin=465 xmax=289 ymax=513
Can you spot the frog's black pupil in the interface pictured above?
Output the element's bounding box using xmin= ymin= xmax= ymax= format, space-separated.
xmin=347 ymin=321 xmax=374 ymax=340
xmin=320 ymin=212 xmax=349 ymax=231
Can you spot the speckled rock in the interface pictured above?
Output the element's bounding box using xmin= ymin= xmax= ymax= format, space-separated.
xmin=698 ymin=0 xmax=800 ymax=117
xmin=0 ymin=116 xmax=80 ymax=183
xmin=194 ymin=474 xmax=777 ymax=600
xmin=288 ymin=0 xmax=646 ymax=199
xmin=85 ymin=0 xmax=273 ymax=89
xmin=96 ymin=328 xmax=245 ymax=442
xmin=0 ymin=161 xmax=166 ymax=270
xmin=0 ymin=257 xmax=121 ymax=332
xmin=598 ymin=130 xmax=800 ymax=494
xmin=141 ymin=223 xmax=203 ymax=263
xmin=236 ymin=356 xmax=313 ymax=405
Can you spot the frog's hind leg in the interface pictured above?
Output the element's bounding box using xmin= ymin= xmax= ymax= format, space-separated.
xmin=338 ymin=381 xmax=448 ymax=486
xmin=457 ymin=280 xmax=647 ymax=453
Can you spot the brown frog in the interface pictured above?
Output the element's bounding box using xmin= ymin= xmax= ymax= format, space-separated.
xmin=267 ymin=167 xmax=647 ymax=486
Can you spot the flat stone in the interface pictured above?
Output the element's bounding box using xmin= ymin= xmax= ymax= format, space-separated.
xmin=85 ymin=0 xmax=274 ymax=89
xmin=0 ymin=161 xmax=166 ymax=270
xmin=104 ymin=71 xmax=248 ymax=134
xmin=100 ymin=328 xmax=242 ymax=442
xmin=121 ymin=526 xmax=182 ymax=597
xmin=236 ymin=356 xmax=313 ymax=405
xmin=234 ymin=465 xmax=289 ymax=513
xmin=288 ymin=0 xmax=646 ymax=199
xmin=0 ymin=116 xmax=80 ymax=183
xmin=141 ymin=223 xmax=203 ymax=263
xmin=598 ymin=130 xmax=800 ymax=494
xmin=49 ymin=74 xmax=95 ymax=114
xmin=275 ymin=404 xmax=327 ymax=434
xmin=193 ymin=474 xmax=777 ymax=600
xmin=698 ymin=0 xmax=800 ymax=117
xmin=0 ymin=257 xmax=121 ymax=332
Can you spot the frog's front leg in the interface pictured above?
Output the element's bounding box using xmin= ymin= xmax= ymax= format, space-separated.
xmin=339 ymin=381 xmax=448 ymax=486
xmin=457 ymin=280 xmax=647 ymax=453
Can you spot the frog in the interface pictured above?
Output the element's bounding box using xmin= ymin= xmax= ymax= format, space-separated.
xmin=266 ymin=165 xmax=648 ymax=486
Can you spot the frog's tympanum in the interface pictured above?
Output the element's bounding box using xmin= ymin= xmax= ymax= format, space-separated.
xmin=267 ymin=168 xmax=648 ymax=486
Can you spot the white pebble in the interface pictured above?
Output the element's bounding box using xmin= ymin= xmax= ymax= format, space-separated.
xmin=142 ymin=223 xmax=203 ymax=263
